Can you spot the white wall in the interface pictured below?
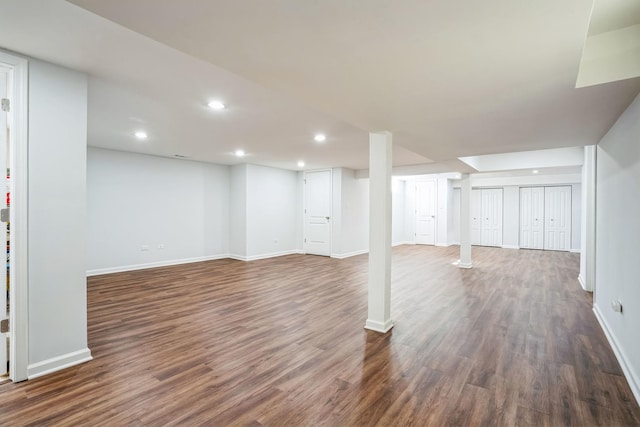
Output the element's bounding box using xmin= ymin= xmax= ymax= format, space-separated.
xmin=229 ymin=164 xmax=247 ymax=258
xmin=338 ymin=168 xmax=369 ymax=255
xmin=594 ymin=93 xmax=640 ymax=403
xmin=87 ymin=149 xmax=230 ymax=273
xmin=28 ymin=58 xmax=91 ymax=375
xmin=502 ymin=186 xmax=520 ymax=249
xmin=436 ymin=178 xmax=449 ymax=246
xmin=246 ymin=164 xmax=299 ymax=259
xmin=570 ymin=184 xmax=581 ymax=252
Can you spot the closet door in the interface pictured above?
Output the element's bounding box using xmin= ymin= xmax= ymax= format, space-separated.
xmin=471 ymin=189 xmax=482 ymax=245
xmin=415 ymin=181 xmax=436 ymax=245
xmin=520 ymin=187 xmax=544 ymax=249
xmin=544 ymin=186 xmax=571 ymax=251
xmin=480 ymin=189 xmax=503 ymax=247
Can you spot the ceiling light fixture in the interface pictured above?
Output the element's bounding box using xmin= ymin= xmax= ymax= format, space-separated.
xmin=134 ymin=131 xmax=148 ymax=140
xmin=314 ymin=134 xmax=326 ymax=143
xmin=297 ymin=161 xmax=305 ymax=168
xmin=208 ymin=100 xmax=225 ymax=110
xmin=235 ymin=149 xmax=245 ymax=157
xmin=532 ymin=169 xmax=539 ymax=174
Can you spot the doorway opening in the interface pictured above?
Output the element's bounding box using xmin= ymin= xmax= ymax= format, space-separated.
xmin=0 ymin=50 xmax=28 ymax=383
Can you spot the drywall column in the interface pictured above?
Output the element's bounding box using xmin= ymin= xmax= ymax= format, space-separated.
xmin=365 ymin=131 xmax=393 ymax=333
xmin=459 ymin=173 xmax=473 ymax=268
xmin=579 ymin=145 xmax=596 ymax=291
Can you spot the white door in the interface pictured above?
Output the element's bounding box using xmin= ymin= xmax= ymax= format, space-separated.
xmin=520 ymin=187 xmax=544 ymax=249
xmin=480 ymin=189 xmax=503 ymax=247
xmin=544 ymin=186 xmax=571 ymax=251
xmin=304 ymin=170 xmax=332 ymax=256
xmin=0 ymin=67 xmax=8 ymax=377
xmin=415 ymin=181 xmax=436 ymax=245
xmin=471 ymin=189 xmax=482 ymax=245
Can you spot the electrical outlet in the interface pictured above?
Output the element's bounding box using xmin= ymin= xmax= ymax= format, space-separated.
xmin=141 ymin=245 xmax=150 ymax=251
xmin=611 ymin=300 xmax=623 ymax=313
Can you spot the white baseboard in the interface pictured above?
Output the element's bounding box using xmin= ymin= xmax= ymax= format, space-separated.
xmin=457 ymin=262 xmax=473 ymax=269
xmin=570 ymin=248 xmax=581 ymax=253
xmin=392 ymin=241 xmax=415 ymax=247
xmin=230 ymin=250 xmax=303 ymax=262
xmin=87 ymin=254 xmax=230 ymax=276
xmin=364 ymin=319 xmax=394 ymax=333
xmin=578 ymin=274 xmax=587 ymax=291
xmin=28 ymin=348 xmax=93 ymax=380
xmin=501 ymin=245 xmax=520 ymax=250
xmin=593 ymin=305 xmax=640 ymax=406
xmin=435 ymin=243 xmax=451 ymax=247
xmin=331 ymin=249 xmax=368 ymax=259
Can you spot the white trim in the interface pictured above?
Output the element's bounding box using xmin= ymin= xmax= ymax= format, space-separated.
xmin=578 ymin=274 xmax=587 ymax=291
xmin=364 ymin=319 xmax=394 ymax=333
xmin=501 ymin=245 xmax=520 ymax=250
xmin=230 ymin=250 xmax=303 ymax=262
xmin=392 ymin=241 xmax=415 ymax=247
xmin=28 ymin=348 xmax=92 ymax=380
xmin=331 ymin=249 xmax=368 ymax=259
xmin=457 ymin=262 xmax=473 ymax=269
xmin=570 ymin=248 xmax=581 ymax=253
xmin=0 ymin=49 xmax=29 ymax=382
xmin=435 ymin=243 xmax=451 ymax=247
xmin=86 ymin=254 xmax=230 ymax=276
xmin=593 ymin=305 xmax=640 ymax=406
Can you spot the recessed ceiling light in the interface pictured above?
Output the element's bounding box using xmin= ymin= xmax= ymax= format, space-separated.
xmin=532 ymin=169 xmax=539 ymax=174
xmin=314 ymin=134 xmax=326 ymax=143
xmin=297 ymin=161 xmax=305 ymax=168
xmin=235 ymin=149 xmax=245 ymax=157
xmin=134 ymin=131 xmax=148 ymax=140
xmin=208 ymin=100 xmax=225 ymax=110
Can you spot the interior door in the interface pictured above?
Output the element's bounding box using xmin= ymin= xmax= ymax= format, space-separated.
xmin=520 ymin=187 xmax=544 ymax=249
xmin=304 ymin=170 xmax=332 ymax=256
xmin=415 ymin=181 xmax=436 ymax=245
xmin=0 ymin=67 xmax=8 ymax=377
xmin=544 ymin=186 xmax=571 ymax=251
xmin=471 ymin=189 xmax=481 ymax=245
xmin=481 ymin=189 xmax=503 ymax=247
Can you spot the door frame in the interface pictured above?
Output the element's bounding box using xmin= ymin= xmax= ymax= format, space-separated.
xmin=303 ymin=169 xmax=332 ymax=256
xmin=0 ymin=50 xmax=29 ymax=382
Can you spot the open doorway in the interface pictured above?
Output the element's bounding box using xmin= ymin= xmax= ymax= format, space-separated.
xmin=0 ymin=50 xmax=28 ymax=382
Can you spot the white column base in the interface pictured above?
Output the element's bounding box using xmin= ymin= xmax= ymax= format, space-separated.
xmin=458 ymin=262 xmax=473 ymax=269
xmin=364 ymin=319 xmax=394 ymax=333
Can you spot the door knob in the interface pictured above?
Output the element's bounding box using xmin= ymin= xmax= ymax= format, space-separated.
xmin=325 ymin=216 xmax=330 ymax=220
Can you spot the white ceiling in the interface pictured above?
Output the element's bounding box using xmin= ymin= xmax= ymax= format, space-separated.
xmin=1 ymin=0 xmax=639 ymax=172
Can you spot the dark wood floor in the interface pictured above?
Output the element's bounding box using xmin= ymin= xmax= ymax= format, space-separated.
xmin=1 ymin=245 xmax=639 ymax=426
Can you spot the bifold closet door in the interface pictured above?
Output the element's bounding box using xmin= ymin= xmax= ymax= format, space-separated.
xmin=520 ymin=187 xmax=544 ymax=249
xmin=471 ymin=188 xmax=503 ymax=247
xmin=544 ymin=186 xmax=571 ymax=251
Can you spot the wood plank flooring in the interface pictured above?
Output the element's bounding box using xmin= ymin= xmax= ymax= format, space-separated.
xmin=1 ymin=245 xmax=639 ymax=426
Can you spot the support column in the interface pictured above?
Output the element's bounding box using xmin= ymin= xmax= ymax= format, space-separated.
xmin=365 ymin=131 xmax=393 ymax=333
xmin=579 ymin=145 xmax=596 ymax=291
xmin=459 ymin=173 xmax=473 ymax=268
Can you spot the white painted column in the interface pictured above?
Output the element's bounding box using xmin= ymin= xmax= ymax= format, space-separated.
xmin=365 ymin=131 xmax=393 ymax=333
xmin=459 ymin=173 xmax=473 ymax=268
xmin=579 ymin=145 xmax=596 ymax=291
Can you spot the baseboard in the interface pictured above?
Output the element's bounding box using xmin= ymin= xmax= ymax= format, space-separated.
xmin=28 ymin=348 xmax=93 ymax=380
xmin=392 ymin=241 xmax=415 ymax=247
xmin=364 ymin=319 xmax=394 ymax=333
xmin=578 ymin=274 xmax=587 ymax=291
xmin=457 ymin=262 xmax=473 ymax=269
xmin=331 ymin=249 xmax=368 ymax=259
xmin=87 ymin=254 xmax=230 ymax=276
xmin=570 ymin=248 xmax=581 ymax=253
xmin=231 ymin=250 xmax=304 ymax=262
xmin=593 ymin=305 xmax=640 ymax=406
xmin=501 ymin=245 xmax=520 ymax=250
xmin=435 ymin=243 xmax=451 ymax=247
